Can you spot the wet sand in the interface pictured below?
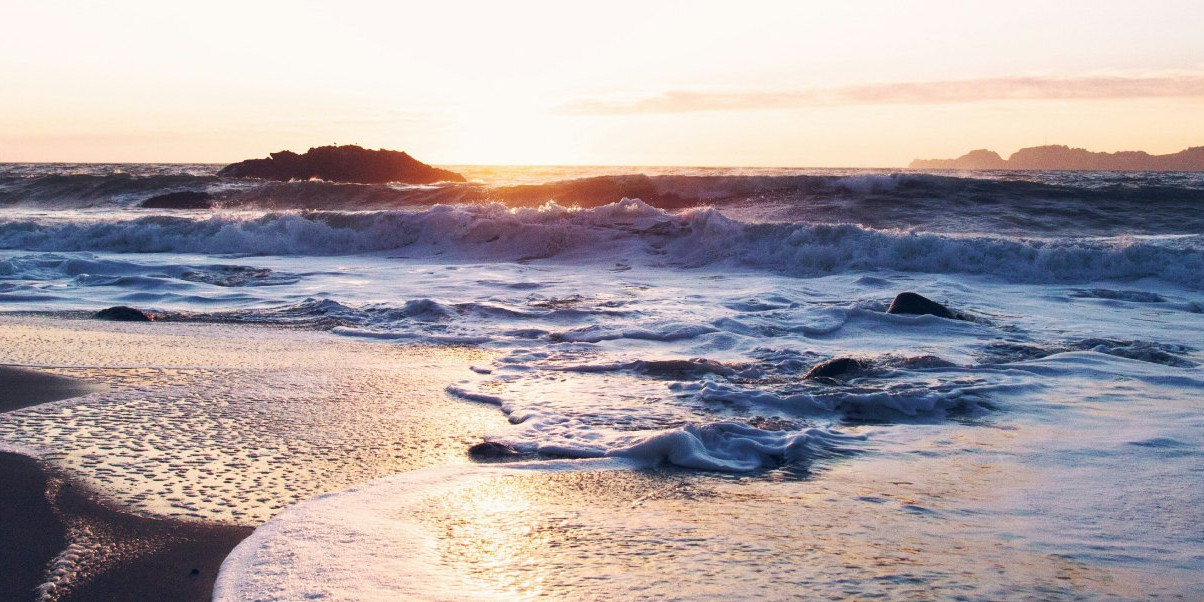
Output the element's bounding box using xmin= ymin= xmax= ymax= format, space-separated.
xmin=0 ymin=452 xmax=65 ymax=601
xmin=0 ymin=451 xmax=252 ymax=601
xmin=0 ymin=365 xmax=101 ymax=413
xmin=0 ymin=365 xmax=251 ymax=601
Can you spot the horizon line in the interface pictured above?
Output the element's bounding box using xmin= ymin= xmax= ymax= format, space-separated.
xmin=0 ymin=159 xmax=909 ymax=169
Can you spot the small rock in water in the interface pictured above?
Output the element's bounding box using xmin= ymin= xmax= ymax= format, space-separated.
xmin=804 ymin=357 xmax=866 ymax=380
xmin=95 ymin=306 xmax=154 ymax=322
xmin=468 ymin=441 xmax=521 ymax=460
xmin=886 ymin=292 xmax=961 ymax=320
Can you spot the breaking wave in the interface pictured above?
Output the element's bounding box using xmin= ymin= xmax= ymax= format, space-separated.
xmin=3 ymin=165 xmax=1204 ymax=235
xmin=1 ymin=199 xmax=1200 ymax=287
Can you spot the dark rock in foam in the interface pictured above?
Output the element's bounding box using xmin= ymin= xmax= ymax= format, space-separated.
xmin=140 ymin=190 xmax=213 ymax=209
xmin=218 ymin=145 xmax=466 ymax=184
xmin=95 ymin=306 xmax=154 ymax=322
xmin=468 ymin=441 xmax=522 ymax=460
xmin=886 ymin=292 xmax=962 ymax=320
xmin=804 ymin=357 xmax=866 ymax=380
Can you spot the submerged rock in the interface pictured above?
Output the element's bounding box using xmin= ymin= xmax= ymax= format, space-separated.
xmin=217 ymin=145 xmax=466 ymax=184
xmin=892 ymin=354 xmax=958 ymax=370
xmin=634 ymin=358 xmax=736 ymax=378
xmin=95 ymin=306 xmax=153 ymax=322
xmin=139 ymin=190 xmax=213 ymax=209
xmin=803 ymin=357 xmax=866 ymax=380
xmin=1069 ymin=288 xmax=1166 ymax=303
xmin=886 ymin=292 xmax=962 ymax=320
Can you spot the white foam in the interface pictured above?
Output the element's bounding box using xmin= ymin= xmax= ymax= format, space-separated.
xmin=609 ymin=421 xmax=860 ymax=471
xmin=214 ymin=459 xmax=632 ymax=602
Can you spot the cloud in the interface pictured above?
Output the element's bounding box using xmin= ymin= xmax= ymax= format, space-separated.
xmin=559 ymin=74 xmax=1204 ymax=115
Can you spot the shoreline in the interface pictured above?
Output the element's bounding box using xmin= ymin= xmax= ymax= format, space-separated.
xmin=0 ymin=365 xmax=252 ymax=601
xmin=0 ymin=451 xmax=252 ymax=602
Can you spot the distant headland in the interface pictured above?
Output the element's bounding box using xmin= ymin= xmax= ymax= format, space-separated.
xmin=910 ymin=145 xmax=1204 ymax=171
xmin=218 ymin=145 xmax=466 ymax=184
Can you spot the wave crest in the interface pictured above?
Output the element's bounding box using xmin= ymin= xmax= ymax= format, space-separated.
xmin=7 ymin=198 xmax=1201 ymax=287
xmin=1 ymin=199 xmax=1200 ymax=287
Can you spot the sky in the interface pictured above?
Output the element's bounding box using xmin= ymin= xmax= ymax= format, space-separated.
xmin=2 ymin=0 xmax=1204 ymax=166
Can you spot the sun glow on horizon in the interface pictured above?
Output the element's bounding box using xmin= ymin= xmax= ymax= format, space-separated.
xmin=3 ymin=0 xmax=1204 ymax=166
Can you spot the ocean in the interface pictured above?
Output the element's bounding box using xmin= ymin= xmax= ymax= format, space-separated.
xmin=1 ymin=163 xmax=1202 ymax=599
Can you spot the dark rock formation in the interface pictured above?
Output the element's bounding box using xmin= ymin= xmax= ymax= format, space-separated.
xmin=803 ymin=357 xmax=866 ymax=380
xmin=140 ymin=190 xmax=213 ymax=209
xmin=95 ymin=306 xmax=153 ymax=322
xmin=910 ymin=149 xmax=1007 ymax=170
xmin=886 ymin=292 xmax=961 ymax=319
xmin=218 ymin=145 xmax=466 ymax=184
xmin=911 ymin=145 xmax=1204 ymax=171
xmin=468 ymin=441 xmax=523 ymax=460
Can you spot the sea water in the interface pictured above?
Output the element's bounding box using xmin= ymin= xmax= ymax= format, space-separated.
xmin=1 ymin=164 xmax=1202 ymax=598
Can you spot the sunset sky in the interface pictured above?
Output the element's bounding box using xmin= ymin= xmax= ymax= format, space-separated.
xmin=3 ymin=0 xmax=1203 ymax=166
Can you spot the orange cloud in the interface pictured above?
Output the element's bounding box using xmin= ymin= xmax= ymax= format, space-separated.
xmin=560 ymin=74 xmax=1204 ymax=114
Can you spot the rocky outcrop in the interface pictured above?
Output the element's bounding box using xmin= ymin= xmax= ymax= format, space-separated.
xmin=886 ymin=292 xmax=963 ymax=320
xmin=95 ymin=306 xmax=153 ymax=322
xmin=140 ymin=191 xmax=213 ymax=209
xmin=911 ymin=145 xmax=1204 ymax=171
xmin=910 ymin=149 xmax=1007 ymax=170
xmin=218 ymin=145 xmax=466 ymax=184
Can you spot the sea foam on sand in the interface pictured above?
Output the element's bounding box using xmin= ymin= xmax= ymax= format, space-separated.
xmin=218 ymin=345 xmax=1204 ymax=601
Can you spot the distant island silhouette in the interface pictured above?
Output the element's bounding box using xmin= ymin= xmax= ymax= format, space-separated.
xmin=219 ymin=145 xmax=466 ymax=184
xmin=910 ymin=145 xmax=1204 ymax=171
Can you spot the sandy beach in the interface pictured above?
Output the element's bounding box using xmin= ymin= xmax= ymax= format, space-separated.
xmin=0 ymin=316 xmax=506 ymax=600
xmin=0 ymin=365 xmax=251 ymax=601
xmin=0 ymin=367 xmax=237 ymax=601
